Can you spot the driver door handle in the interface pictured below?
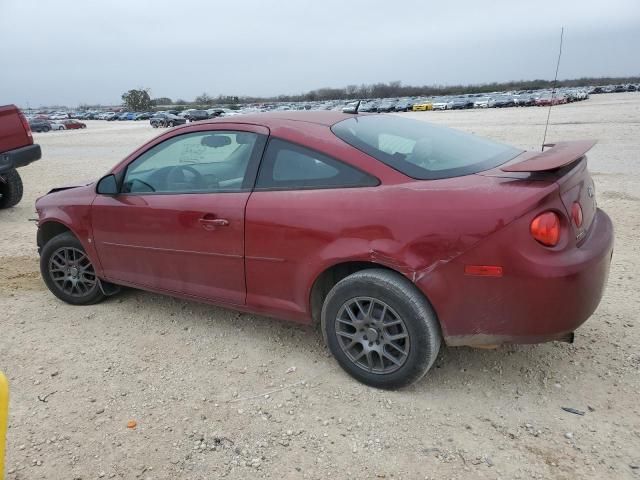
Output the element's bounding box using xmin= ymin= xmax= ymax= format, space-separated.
xmin=199 ymin=216 xmax=229 ymax=230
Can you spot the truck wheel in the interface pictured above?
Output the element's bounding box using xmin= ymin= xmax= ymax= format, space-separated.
xmin=321 ymin=269 xmax=441 ymax=389
xmin=0 ymin=169 xmax=24 ymax=209
xmin=40 ymin=232 xmax=106 ymax=305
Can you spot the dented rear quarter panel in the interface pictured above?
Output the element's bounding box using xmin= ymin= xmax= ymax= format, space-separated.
xmin=245 ymin=172 xmax=559 ymax=324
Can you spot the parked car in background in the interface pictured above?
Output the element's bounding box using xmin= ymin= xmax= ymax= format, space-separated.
xmin=185 ymin=110 xmax=209 ymax=122
xmin=412 ymin=102 xmax=433 ymax=111
xmin=514 ymin=95 xmax=535 ymax=107
xmin=134 ymin=112 xmax=152 ymax=120
xmin=535 ymin=95 xmax=564 ymax=107
xmin=376 ymin=100 xmax=396 ymax=113
xmin=62 ymin=120 xmax=86 ymax=130
xmin=149 ymin=113 xmax=186 ymax=128
xmin=50 ymin=121 xmax=66 ymax=131
xmin=393 ymin=100 xmax=412 ymax=112
xmin=450 ymin=98 xmax=473 ymax=110
xmin=28 ymin=119 xmax=52 ymax=132
xmin=492 ymin=96 xmax=513 ymax=108
xmin=358 ymin=102 xmax=379 ymax=113
xmin=432 ymin=100 xmax=453 ymax=110
xmin=473 ymin=97 xmax=494 ymax=108
xmin=206 ymin=108 xmax=225 ymax=118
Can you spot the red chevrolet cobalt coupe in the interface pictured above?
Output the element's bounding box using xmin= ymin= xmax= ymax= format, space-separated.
xmin=35 ymin=112 xmax=613 ymax=388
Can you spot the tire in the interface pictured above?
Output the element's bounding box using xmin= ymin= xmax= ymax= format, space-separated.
xmin=168 ymin=121 xmax=175 ymax=127
xmin=0 ymin=169 xmax=24 ymax=209
xmin=321 ymin=268 xmax=441 ymax=389
xmin=40 ymin=232 xmax=106 ymax=305
xmin=152 ymin=122 xmax=158 ymax=128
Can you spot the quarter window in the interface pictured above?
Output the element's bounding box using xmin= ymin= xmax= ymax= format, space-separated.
xmin=255 ymin=139 xmax=378 ymax=190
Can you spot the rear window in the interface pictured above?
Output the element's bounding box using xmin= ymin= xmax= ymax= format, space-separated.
xmin=331 ymin=115 xmax=522 ymax=180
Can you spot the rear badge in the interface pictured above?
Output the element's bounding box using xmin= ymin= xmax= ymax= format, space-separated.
xmin=587 ymin=186 xmax=594 ymax=198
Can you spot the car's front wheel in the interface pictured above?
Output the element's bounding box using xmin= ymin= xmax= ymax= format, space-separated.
xmin=40 ymin=232 xmax=106 ymax=305
xmin=321 ymin=269 xmax=441 ymax=389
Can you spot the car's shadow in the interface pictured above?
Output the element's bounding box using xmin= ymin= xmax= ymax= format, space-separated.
xmin=105 ymin=288 xmax=574 ymax=393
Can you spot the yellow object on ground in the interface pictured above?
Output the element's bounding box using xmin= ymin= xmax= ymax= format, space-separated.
xmin=0 ymin=372 xmax=8 ymax=480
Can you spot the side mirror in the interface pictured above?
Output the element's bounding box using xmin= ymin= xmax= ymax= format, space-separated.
xmin=96 ymin=174 xmax=119 ymax=195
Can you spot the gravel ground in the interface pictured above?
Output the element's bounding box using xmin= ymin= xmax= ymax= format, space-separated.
xmin=1 ymin=93 xmax=639 ymax=480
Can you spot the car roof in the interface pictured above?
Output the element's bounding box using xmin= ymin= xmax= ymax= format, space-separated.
xmin=199 ymin=110 xmax=356 ymax=128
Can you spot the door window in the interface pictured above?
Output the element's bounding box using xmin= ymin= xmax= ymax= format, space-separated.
xmin=255 ymin=139 xmax=378 ymax=190
xmin=123 ymin=131 xmax=261 ymax=194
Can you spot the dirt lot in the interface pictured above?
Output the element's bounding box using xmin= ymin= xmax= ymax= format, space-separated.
xmin=1 ymin=93 xmax=639 ymax=479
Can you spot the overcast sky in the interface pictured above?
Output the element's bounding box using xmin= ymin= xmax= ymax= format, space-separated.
xmin=1 ymin=0 xmax=639 ymax=107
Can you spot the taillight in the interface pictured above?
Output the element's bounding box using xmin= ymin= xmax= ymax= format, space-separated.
xmin=530 ymin=211 xmax=560 ymax=247
xmin=571 ymin=202 xmax=583 ymax=228
xmin=18 ymin=112 xmax=33 ymax=143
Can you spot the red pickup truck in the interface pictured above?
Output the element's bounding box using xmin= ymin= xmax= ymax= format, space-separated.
xmin=0 ymin=105 xmax=41 ymax=208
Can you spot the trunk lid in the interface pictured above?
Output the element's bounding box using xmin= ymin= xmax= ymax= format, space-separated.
xmin=555 ymin=158 xmax=597 ymax=244
xmin=490 ymin=140 xmax=598 ymax=244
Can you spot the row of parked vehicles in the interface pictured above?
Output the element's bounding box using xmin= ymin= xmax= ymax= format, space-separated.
xmin=25 ymin=83 xmax=638 ymax=128
xmin=90 ymin=108 xmax=230 ymax=122
xmin=353 ymin=88 xmax=593 ymax=113
xmin=26 ymin=118 xmax=87 ymax=132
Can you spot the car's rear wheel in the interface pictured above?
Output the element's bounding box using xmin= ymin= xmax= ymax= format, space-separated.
xmin=0 ymin=169 xmax=24 ymax=209
xmin=321 ymin=268 xmax=441 ymax=389
xmin=40 ymin=232 xmax=106 ymax=305
xmin=42 ymin=126 xmax=50 ymax=132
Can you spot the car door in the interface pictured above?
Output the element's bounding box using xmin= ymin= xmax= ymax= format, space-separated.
xmin=244 ymin=138 xmax=380 ymax=317
xmin=91 ymin=126 xmax=267 ymax=305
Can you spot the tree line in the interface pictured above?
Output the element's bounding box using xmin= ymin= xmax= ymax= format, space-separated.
xmin=117 ymin=76 xmax=640 ymax=111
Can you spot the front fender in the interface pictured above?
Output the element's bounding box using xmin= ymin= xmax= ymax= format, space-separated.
xmin=35 ymin=186 xmax=103 ymax=276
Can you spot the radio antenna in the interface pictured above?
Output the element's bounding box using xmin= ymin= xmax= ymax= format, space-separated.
xmin=542 ymin=27 xmax=564 ymax=151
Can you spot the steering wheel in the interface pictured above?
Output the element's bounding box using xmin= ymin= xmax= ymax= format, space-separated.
xmin=166 ymin=165 xmax=206 ymax=190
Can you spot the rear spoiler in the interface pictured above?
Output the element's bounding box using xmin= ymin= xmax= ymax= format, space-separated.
xmin=501 ymin=140 xmax=596 ymax=172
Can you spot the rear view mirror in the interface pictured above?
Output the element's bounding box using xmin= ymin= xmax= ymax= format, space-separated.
xmin=96 ymin=174 xmax=118 ymax=195
xmin=201 ymin=135 xmax=231 ymax=148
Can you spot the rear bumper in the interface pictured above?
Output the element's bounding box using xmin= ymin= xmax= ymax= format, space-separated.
xmin=420 ymin=208 xmax=614 ymax=346
xmin=0 ymin=144 xmax=41 ymax=174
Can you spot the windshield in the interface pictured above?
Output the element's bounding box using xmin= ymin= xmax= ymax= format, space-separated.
xmin=331 ymin=115 xmax=522 ymax=180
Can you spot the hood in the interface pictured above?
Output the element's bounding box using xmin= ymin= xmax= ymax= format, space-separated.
xmin=46 ymin=179 xmax=95 ymax=194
